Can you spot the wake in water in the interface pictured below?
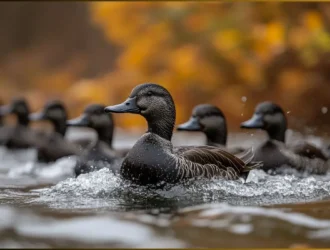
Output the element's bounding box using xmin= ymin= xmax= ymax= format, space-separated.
xmin=32 ymin=166 xmax=330 ymax=211
xmin=2 ymin=140 xmax=330 ymax=211
xmin=0 ymin=146 xmax=77 ymax=187
xmin=6 ymin=155 xmax=77 ymax=183
xmin=0 ymin=147 xmax=36 ymax=172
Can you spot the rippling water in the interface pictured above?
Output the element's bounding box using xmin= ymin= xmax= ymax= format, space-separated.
xmin=1 ymin=128 xmax=330 ymax=247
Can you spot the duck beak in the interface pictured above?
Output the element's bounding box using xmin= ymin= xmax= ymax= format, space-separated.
xmin=29 ymin=111 xmax=46 ymax=121
xmin=240 ymin=114 xmax=264 ymax=129
xmin=177 ymin=117 xmax=201 ymax=131
xmin=67 ymin=114 xmax=89 ymax=127
xmin=0 ymin=105 xmax=12 ymax=116
xmin=104 ymin=96 xmax=140 ymax=114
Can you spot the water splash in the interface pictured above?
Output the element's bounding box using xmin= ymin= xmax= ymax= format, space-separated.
xmin=7 ymin=156 xmax=77 ymax=182
xmin=0 ymin=147 xmax=36 ymax=172
xmin=34 ymin=168 xmax=330 ymax=211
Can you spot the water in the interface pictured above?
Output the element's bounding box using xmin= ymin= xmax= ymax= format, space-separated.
xmin=0 ymin=128 xmax=330 ymax=247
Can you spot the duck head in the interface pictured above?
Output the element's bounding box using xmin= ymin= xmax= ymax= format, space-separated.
xmin=30 ymin=100 xmax=68 ymax=136
xmin=241 ymin=101 xmax=287 ymax=142
xmin=67 ymin=104 xmax=114 ymax=147
xmin=0 ymin=98 xmax=30 ymax=126
xmin=105 ymin=83 xmax=176 ymax=141
xmin=177 ymin=104 xmax=227 ymax=146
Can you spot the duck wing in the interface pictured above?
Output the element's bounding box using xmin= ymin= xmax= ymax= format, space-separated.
xmin=206 ymin=142 xmax=247 ymax=155
xmin=74 ymin=143 xmax=123 ymax=177
xmin=36 ymin=133 xmax=80 ymax=163
xmin=289 ymin=142 xmax=328 ymax=161
xmin=174 ymin=145 xmax=249 ymax=159
xmin=173 ymin=145 xmax=214 ymax=155
xmin=268 ymin=140 xmax=330 ymax=175
xmin=281 ymin=145 xmax=330 ymax=175
xmin=175 ymin=146 xmax=262 ymax=181
xmin=4 ymin=126 xmax=41 ymax=149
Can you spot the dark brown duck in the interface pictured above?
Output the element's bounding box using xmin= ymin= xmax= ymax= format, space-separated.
xmin=241 ymin=101 xmax=330 ymax=175
xmin=0 ymin=98 xmax=42 ymax=149
xmin=105 ymin=83 xmax=262 ymax=187
xmin=67 ymin=104 xmax=124 ymax=176
xmin=29 ymin=100 xmax=82 ymax=163
xmin=177 ymin=104 xmax=245 ymax=154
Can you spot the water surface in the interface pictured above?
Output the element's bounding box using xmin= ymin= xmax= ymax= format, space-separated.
xmin=1 ymin=128 xmax=330 ymax=248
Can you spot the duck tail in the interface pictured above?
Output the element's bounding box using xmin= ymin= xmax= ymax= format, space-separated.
xmin=235 ymin=147 xmax=254 ymax=164
xmin=243 ymin=161 xmax=263 ymax=172
xmin=235 ymin=147 xmax=263 ymax=172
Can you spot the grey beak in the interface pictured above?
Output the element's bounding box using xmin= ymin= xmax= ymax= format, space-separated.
xmin=240 ymin=114 xmax=264 ymax=129
xmin=177 ymin=117 xmax=202 ymax=131
xmin=104 ymin=96 xmax=140 ymax=114
xmin=67 ymin=114 xmax=89 ymax=127
xmin=29 ymin=111 xmax=46 ymax=121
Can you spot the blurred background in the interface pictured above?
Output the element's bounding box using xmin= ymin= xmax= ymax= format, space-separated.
xmin=1 ymin=2 xmax=330 ymax=135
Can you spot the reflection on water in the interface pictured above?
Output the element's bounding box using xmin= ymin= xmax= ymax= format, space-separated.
xmin=0 ymin=202 xmax=330 ymax=248
xmin=0 ymin=128 xmax=330 ymax=247
xmin=0 ymin=206 xmax=186 ymax=248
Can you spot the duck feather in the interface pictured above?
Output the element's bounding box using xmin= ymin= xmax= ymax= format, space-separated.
xmin=177 ymin=146 xmax=261 ymax=179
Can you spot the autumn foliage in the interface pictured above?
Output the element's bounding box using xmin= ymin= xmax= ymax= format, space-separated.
xmin=86 ymin=2 xmax=330 ymax=132
xmin=2 ymin=2 xmax=330 ymax=133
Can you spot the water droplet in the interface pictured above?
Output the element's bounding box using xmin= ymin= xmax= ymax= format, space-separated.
xmin=287 ymin=111 xmax=291 ymax=114
xmin=241 ymin=96 xmax=247 ymax=103
xmin=321 ymin=107 xmax=328 ymax=114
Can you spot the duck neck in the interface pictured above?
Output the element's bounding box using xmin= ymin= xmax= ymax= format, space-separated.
xmin=146 ymin=105 xmax=175 ymax=141
xmin=95 ymin=126 xmax=113 ymax=148
xmin=203 ymin=117 xmax=227 ymax=146
xmin=51 ymin=119 xmax=67 ymax=137
xmin=205 ymin=128 xmax=227 ymax=146
xmin=266 ymin=116 xmax=287 ymax=143
xmin=267 ymin=128 xmax=286 ymax=143
xmin=147 ymin=119 xmax=174 ymax=141
xmin=17 ymin=113 xmax=29 ymax=127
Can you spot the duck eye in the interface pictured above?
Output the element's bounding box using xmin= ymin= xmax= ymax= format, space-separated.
xmin=147 ymin=91 xmax=152 ymax=96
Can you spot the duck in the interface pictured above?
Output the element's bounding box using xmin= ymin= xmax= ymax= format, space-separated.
xmin=29 ymin=100 xmax=82 ymax=163
xmin=104 ymin=83 xmax=262 ymax=187
xmin=240 ymin=101 xmax=330 ymax=175
xmin=177 ymin=104 xmax=245 ymax=154
xmin=66 ymin=104 xmax=124 ymax=176
xmin=0 ymin=98 xmax=42 ymax=149
xmin=30 ymin=100 xmax=93 ymax=150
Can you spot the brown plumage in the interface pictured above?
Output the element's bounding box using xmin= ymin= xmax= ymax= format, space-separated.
xmin=177 ymin=104 xmax=245 ymax=154
xmin=175 ymin=146 xmax=257 ymax=180
xmin=66 ymin=104 xmax=125 ymax=176
xmin=29 ymin=100 xmax=82 ymax=163
xmin=241 ymin=101 xmax=330 ymax=175
xmin=0 ymin=98 xmax=44 ymax=149
xmin=105 ymin=83 xmax=262 ymax=186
